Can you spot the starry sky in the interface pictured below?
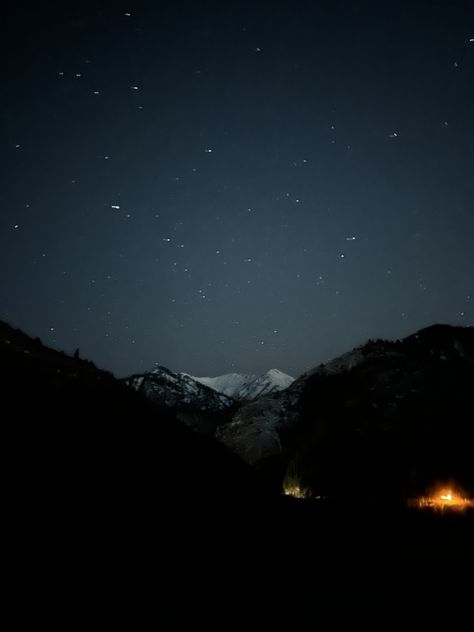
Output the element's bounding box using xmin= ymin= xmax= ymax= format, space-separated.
xmin=1 ymin=0 xmax=474 ymax=378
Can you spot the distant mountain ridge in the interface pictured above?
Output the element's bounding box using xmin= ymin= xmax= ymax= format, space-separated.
xmin=125 ymin=365 xmax=294 ymax=434
xmin=184 ymin=368 xmax=294 ymax=400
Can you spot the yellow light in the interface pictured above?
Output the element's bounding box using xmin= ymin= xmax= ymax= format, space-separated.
xmin=283 ymin=484 xmax=307 ymax=499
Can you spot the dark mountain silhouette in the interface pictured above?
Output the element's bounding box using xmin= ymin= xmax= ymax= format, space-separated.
xmin=278 ymin=324 xmax=474 ymax=501
xmin=0 ymin=320 xmax=275 ymax=615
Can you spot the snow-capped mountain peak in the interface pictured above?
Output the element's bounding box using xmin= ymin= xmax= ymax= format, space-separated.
xmin=186 ymin=368 xmax=294 ymax=401
xmin=264 ymin=368 xmax=295 ymax=387
xmin=182 ymin=372 xmax=257 ymax=398
xmin=125 ymin=365 xmax=233 ymax=412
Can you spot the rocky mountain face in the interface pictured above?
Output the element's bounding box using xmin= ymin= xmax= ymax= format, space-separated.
xmin=218 ymin=325 xmax=474 ymax=503
xmin=215 ymin=387 xmax=301 ymax=465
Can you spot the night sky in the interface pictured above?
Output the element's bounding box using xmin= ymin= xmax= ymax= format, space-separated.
xmin=1 ymin=1 xmax=474 ymax=378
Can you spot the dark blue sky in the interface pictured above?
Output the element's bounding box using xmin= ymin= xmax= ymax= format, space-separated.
xmin=1 ymin=0 xmax=474 ymax=377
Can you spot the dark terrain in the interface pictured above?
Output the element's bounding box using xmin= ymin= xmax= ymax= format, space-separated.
xmin=2 ymin=320 xmax=474 ymax=630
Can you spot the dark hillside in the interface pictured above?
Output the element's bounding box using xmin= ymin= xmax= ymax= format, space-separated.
xmin=0 ymin=321 xmax=270 ymax=613
xmin=291 ymin=325 xmax=474 ymax=501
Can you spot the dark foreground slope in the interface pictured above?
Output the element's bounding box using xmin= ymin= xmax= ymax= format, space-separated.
xmin=0 ymin=321 xmax=275 ymax=613
xmin=3 ymin=321 xmax=474 ymax=630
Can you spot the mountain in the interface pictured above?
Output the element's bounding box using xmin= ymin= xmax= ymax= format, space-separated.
xmin=218 ymin=324 xmax=474 ymax=504
xmin=125 ymin=365 xmax=235 ymax=433
xmin=124 ymin=366 xmax=294 ymax=434
xmin=186 ymin=368 xmax=294 ymax=400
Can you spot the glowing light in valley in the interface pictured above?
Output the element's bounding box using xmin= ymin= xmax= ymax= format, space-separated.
xmin=409 ymin=484 xmax=474 ymax=511
xmin=282 ymin=471 xmax=312 ymax=499
xmin=283 ymin=483 xmax=308 ymax=499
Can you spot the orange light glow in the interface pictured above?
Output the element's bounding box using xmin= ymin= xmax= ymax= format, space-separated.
xmin=409 ymin=484 xmax=474 ymax=511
